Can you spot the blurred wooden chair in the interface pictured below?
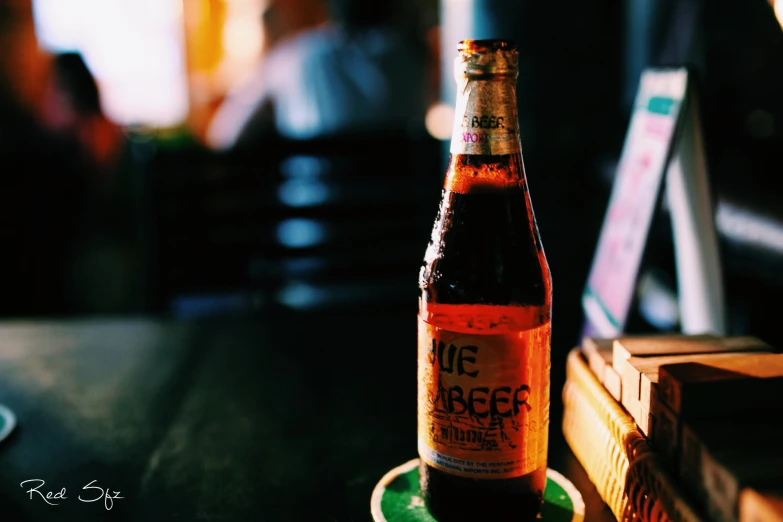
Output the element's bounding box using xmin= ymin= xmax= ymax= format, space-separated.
xmin=141 ymin=131 xmax=442 ymax=317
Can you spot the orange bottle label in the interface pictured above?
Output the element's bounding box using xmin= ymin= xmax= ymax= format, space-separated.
xmin=417 ymin=304 xmax=550 ymax=479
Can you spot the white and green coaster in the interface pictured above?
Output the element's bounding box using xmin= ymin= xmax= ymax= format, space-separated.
xmin=371 ymin=459 xmax=585 ymax=522
xmin=0 ymin=404 xmax=16 ymax=443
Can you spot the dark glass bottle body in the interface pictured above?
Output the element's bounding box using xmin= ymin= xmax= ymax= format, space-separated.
xmin=417 ymin=87 xmax=552 ymax=521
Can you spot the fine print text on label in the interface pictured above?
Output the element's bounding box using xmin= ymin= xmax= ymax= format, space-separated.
xmin=460 ymin=115 xmax=507 ymax=145
xmin=450 ymin=80 xmax=519 ymax=155
xmin=419 ymin=443 xmax=526 ymax=477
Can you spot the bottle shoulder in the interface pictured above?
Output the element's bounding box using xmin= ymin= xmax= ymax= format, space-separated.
xmin=419 ymin=185 xmax=551 ymax=308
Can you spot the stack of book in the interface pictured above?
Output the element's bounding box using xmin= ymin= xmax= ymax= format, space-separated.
xmin=563 ymin=335 xmax=783 ymax=522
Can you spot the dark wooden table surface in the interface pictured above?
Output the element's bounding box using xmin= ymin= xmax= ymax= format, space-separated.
xmin=0 ymin=305 xmax=615 ymax=522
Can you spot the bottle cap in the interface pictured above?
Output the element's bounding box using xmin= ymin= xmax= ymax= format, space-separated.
xmin=371 ymin=458 xmax=585 ymax=522
xmin=455 ymin=39 xmax=519 ymax=78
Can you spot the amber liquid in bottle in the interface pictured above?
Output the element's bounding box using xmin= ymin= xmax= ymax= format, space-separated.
xmin=417 ymin=40 xmax=552 ymax=522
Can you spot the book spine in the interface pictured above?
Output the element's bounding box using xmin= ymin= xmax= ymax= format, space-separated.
xmin=658 ymin=367 xmax=681 ymax=412
xmin=637 ymin=405 xmax=654 ymax=438
xmin=679 ymin=423 xmax=707 ymax=504
xmin=701 ymin=450 xmax=740 ymax=522
xmin=640 ymin=375 xmax=656 ymax=412
xmin=563 ymin=377 xmax=703 ymax=522
xmin=563 ymin=379 xmax=628 ymax=519
xmin=660 ymin=370 xmax=783 ymax=418
xmin=650 ymin=397 xmax=679 ymax=465
xmin=604 ymin=365 xmax=622 ymax=402
xmin=568 ymin=349 xmax=647 ymax=450
xmin=565 ymin=349 xmax=703 ymax=522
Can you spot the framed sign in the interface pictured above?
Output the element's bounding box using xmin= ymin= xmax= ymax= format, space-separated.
xmin=582 ymin=68 xmax=725 ymax=337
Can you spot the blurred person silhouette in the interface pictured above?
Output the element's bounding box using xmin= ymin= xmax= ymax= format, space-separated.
xmin=37 ymin=52 xmax=142 ymax=315
xmin=40 ymin=53 xmax=126 ymax=192
xmin=206 ymin=0 xmax=431 ymax=149
xmin=0 ymin=11 xmax=88 ymax=316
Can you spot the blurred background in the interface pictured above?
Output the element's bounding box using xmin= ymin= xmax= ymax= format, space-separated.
xmin=0 ymin=0 xmax=781 ymax=352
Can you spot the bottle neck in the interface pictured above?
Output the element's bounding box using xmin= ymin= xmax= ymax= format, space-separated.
xmin=449 ymin=76 xmax=521 ymax=157
xmin=444 ymin=153 xmax=526 ymax=193
xmin=445 ymin=77 xmax=525 ymax=194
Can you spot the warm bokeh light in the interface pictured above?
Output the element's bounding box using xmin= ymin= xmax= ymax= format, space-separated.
xmin=776 ymin=0 xmax=783 ymax=30
xmin=425 ymin=101 xmax=455 ymax=141
xmin=32 ymin=0 xmax=190 ymax=128
xmin=217 ymin=0 xmax=265 ymax=92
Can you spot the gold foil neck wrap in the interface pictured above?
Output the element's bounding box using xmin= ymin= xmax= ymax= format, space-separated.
xmin=450 ymin=40 xmax=521 ymax=155
xmin=450 ymin=76 xmax=520 ymax=156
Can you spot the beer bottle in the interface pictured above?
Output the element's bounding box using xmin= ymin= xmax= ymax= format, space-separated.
xmin=417 ymin=39 xmax=552 ymax=521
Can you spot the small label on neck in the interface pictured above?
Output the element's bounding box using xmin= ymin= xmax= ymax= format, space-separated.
xmin=450 ymin=79 xmax=520 ymax=155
